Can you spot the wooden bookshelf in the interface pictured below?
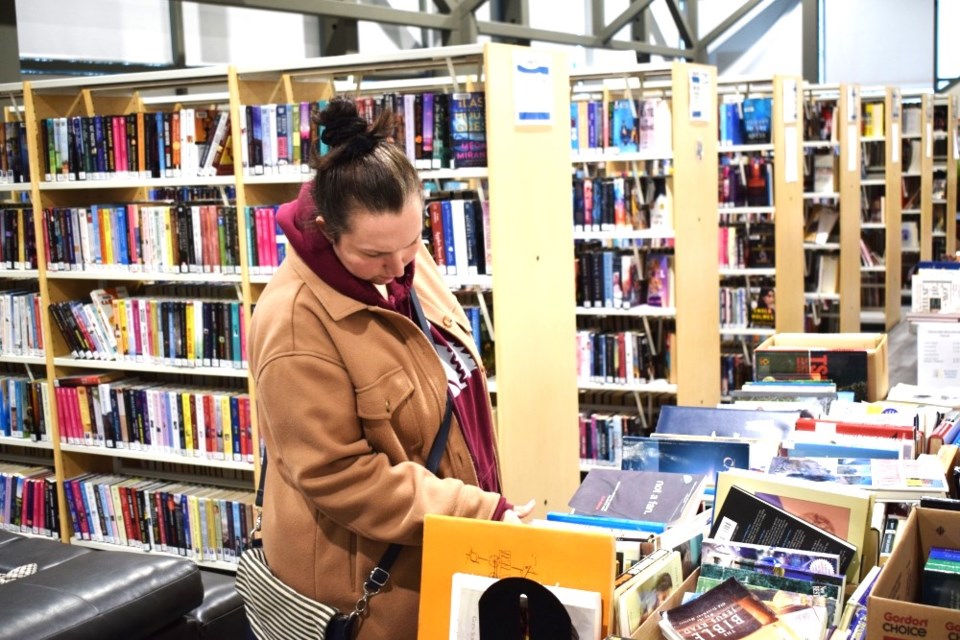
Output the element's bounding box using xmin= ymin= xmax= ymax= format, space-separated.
xmin=858 ymin=87 xmax=902 ymax=330
xmin=715 ymin=75 xmax=803 ymax=395
xmin=3 ymin=44 xmax=581 ymax=549
xmin=933 ymin=94 xmax=957 ymax=260
xmin=837 ymin=84 xmax=863 ymax=332
xmin=920 ymin=93 xmax=936 ymax=262
xmin=569 ymin=62 xmax=720 ymax=414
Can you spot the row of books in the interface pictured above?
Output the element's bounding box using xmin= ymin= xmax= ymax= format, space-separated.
xmin=719 ymin=222 xmax=775 ymax=269
xmin=0 ymin=207 xmax=38 ymax=270
xmin=572 ymin=176 xmax=671 ymax=232
xmin=718 ymin=154 xmax=773 ymax=207
xmin=40 ymin=110 xmax=232 ymax=182
xmin=55 ymin=372 xmax=254 ymax=462
xmin=0 ymin=287 xmax=42 ymax=358
xmin=0 ymin=464 xmax=59 ymax=539
xmin=575 ymin=329 xmax=662 ymax=387
xmin=570 ymin=96 xmax=673 ymax=156
xmin=578 ymin=412 xmax=644 ymax=468
xmin=423 ymin=192 xmax=491 ymax=277
xmin=0 ymin=376 xmax=49 ymax=441
xmin=718 ymin=97 xmax=773 ymax=146
xmin=304 ymin=91 xmax=488 ymax=172
xmin=1 ymin=122 xmax=30 ymax=184
xmin=63 ymin=472 xmax=256 ymax=564
xmin=720 ymin=352 xmax=753 ymax=397
xmin=719 ymin=284 xmax=776 ymax=329
xmin=575 ymin=249 xmax=673 ymax=309
xmin=42 ymin=204 xmax=243 ymax=275
xmin=50 ymin=289 xmax=246 ymax=369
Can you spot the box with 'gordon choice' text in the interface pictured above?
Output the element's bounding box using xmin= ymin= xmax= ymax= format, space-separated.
xmin=868 ymin=507 xmax=960 ymax=639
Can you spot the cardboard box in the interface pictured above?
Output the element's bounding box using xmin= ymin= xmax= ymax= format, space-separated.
xmin=754 ymin=333 xmax=889 ymax=402
xmin=867 ymin=507 xmax=960 ymax=639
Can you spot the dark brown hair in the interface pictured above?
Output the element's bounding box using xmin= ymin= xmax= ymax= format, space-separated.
xmin=303 ymin=97 xmax=421 ymax=243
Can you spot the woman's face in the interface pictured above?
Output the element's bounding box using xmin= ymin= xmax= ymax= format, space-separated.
xmin=331 ymin=195 xmax=423 ymax=285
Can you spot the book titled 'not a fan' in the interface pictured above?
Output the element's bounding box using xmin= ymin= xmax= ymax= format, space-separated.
xmin=567 ymin=468 xmax=707 ymax=527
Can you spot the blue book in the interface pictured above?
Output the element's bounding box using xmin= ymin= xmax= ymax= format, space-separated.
xmin=622 ymin=436 xmax=750 ymax=484
xmin=230 ymin=302 xmax=241 ymax=367
xmin=656 ymin=405 xmax=798 ymax=441
xmin=441 ymin=200 xmax=456 ymax=274
xmin=155 ymin=112 xmax=166 ymax=178
xmin=230 ymin=395 xmax=241 ymax=461
xmin=546 ymin=511 xmax=666 ymax=534
xmin=785 ymin=441 xmax=900 ymax=460
xmin=114 ymin=206 xmax=129 ymax=267
xmin=611 ymin=99 xmax=638 ymax=152
xmin=89 ymin=205 xmax=102 ymax=267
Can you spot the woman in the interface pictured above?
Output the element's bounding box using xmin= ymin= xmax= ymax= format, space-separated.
xmin=247 ymin=97 xmax=531 ymax=639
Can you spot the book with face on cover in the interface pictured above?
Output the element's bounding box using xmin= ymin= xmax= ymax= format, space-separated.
xmin=659 ymin=577 xmax=801 ymax=640
xmin=711 ymin=471 xmax=870 ymax=584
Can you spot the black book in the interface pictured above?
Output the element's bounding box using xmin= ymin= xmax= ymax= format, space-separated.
xmin=126 ymin=114 xmax=139 ymax=175
xmin=710 ymin=484 xmax=857 ymax=573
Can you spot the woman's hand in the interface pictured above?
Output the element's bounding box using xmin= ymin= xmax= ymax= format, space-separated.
xmin=501 ymin=499 xmax=536 ymax=524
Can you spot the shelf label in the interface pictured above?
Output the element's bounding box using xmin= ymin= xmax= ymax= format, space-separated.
xmin=891 ymin=122 xmax=900 ymax=164
xmin=781 ymin=78 xmax=798 ymax=124
xmin=688 ymin=69 xmax=710 ymax=122
xmin=513 ymin=51 xmax=553 ymax=127
xmin=784 ymin=125 xmax=799 ymax=183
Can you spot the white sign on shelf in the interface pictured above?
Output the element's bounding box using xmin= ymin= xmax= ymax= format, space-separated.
xmin=784 ymin=125 xmax=799 ymax=183
xmin=781 ymin=78 xmax=798 ymax=124
xmin=917 ymin=323 xmax=960 ymax=388
xmin=891 ymin=122 xmax=900 ymax=164
xmin=688 ymin=70 xmax=710 ymax=122
xmin=513 ymin=51 xmax=553 ymax=127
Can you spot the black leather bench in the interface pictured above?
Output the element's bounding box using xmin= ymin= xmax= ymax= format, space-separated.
xmin=0 ymin=529 xmax=249 ymax=640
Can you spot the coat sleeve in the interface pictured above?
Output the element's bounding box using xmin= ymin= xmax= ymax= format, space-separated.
xmin=255 ymin=348 xmax=503 ymax=547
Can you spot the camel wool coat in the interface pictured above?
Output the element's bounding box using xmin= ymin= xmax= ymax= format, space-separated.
xmin=247 ymin=243 xmax=503 ymax=640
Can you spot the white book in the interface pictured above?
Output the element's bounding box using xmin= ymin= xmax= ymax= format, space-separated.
xmin=449 ymin=199 xmax=471 ymax=277
xmin=262 ymin=104 xmax=277 ymax=174
xmin=448 ymin=572 xmax=601 ymax=640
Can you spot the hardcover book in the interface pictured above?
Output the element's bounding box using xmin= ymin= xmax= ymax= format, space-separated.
xmin=659 ymin=577 xmax=798 ymax=640
xmin=449 ymin=92 xmax=487 ymax=168
xmin=621 ymin=435 xmax=750 ymax=481
xmin=655 ymin=405 xmax=798 ymax=441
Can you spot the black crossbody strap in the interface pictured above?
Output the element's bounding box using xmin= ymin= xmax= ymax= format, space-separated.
xmin=256 ymin=285 xmax=455 ymax=596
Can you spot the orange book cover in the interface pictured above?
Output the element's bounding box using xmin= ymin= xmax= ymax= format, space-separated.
xmin=418 ymin=514 xmax=616 ymax=639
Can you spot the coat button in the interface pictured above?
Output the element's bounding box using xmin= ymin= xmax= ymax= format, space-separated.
xmin=442 ymin=316 xmax=453 ymax=328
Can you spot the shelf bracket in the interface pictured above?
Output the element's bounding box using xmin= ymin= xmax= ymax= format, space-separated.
xmin=631 ymin=390 xmax=649 ymax=433
xmin=641 ymin=315 xmax=656 ymax=357
xmin=6 ymin=92 xmax=21 ymax=122
xmin=444 ymin=57 xmax=460 ymax=94
xmin=474 ymin=285 xmax=494 ymax=342
xmin=218 ymin=185 xmax=230 ymax=208
xmin=739 ymin=336 xmax=751 ymax=362
xmin=24 ymin=363 xmax=37 ymax=382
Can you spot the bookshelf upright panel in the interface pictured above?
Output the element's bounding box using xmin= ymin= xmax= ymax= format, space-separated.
xmin=484 ymin=44 xmax=580 ymax=514
xmin=921 ymin=94 xmax=935 ymax=262
xmin=883 ymin=88 xmax=903 ymax=328
xmin=837 ymin=84 xmax=862 ymax=332
xmin=671 ymin=63 xmax=720 ymax=406
xmin=773 ymin=76 xmax=805 ymax=333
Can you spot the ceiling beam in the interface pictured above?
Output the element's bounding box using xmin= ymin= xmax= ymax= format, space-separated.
xmin=188 ymin=0 xmax=453 ymax=30
xmin=663 ymin=0 xmax=695 ymax=48
xmin=699 ymin=0 xmax=766 ymax=50
xmin=596 ymin=0 xmax=656 ymax=45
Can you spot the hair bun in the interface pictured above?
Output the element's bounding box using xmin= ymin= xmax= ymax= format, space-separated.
xmin=320 ymin=97 xmax=373 ymax=151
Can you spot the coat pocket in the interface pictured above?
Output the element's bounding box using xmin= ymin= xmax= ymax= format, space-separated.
xmin=355 ymin=367 xmax=422 ymax=453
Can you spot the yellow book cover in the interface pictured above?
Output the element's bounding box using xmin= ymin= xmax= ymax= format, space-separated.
xmin=100 ymin=206 xmax=115 ymax=267
xmin=418 ymin=514 xmax=616 ymax=639
xmin=181 ymin=391 xmax=194 ymax=456
xmin=163 ymin=207 xmax=174 ymax=270
xmin=714 ymin=468 xmax=875 ymax=584
xmin=75 ymin=386 xmax=94 ymax=444
xmin=187 ymin=492 xmax=203 ymax=560
xmin=185 ymin=300 xmax=196 ymax=365
xmin=220 ymin=394 xmax=233 ymax=461
xmin=149 ymin=300 xmax=161 ymax=362
xmin=114 ymin=298 xmax=128 ymax=359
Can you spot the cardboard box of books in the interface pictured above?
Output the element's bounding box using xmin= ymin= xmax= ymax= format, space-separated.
xmin=754 ymin=332 xmax=889 ymax=402
xmin=867 ymin=507 xmax=960 ymax=639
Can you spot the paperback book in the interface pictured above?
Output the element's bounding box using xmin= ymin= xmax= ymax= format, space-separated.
xmin=568 ymin=468 xmax=707 ymax=527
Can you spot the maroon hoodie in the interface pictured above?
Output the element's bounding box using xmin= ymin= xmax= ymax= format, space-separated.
xmin=275 ymin=185 xmax=508 ymax=519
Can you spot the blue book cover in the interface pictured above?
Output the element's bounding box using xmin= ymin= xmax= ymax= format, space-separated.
xmin=655 ymin=405 xmax=798 ymax=441
xmin=155 ymin=112 xmax=166 ymax=177
xmin=570 ymin=102 xmax=579 ymax=152
xmin=441 ymin=199 xmax=456 ymax=274
xmin=742 ymin=97 xmax=773 ymax=144
xmin=230 ymin=395 xmax=241 ymax=460
xmin=612 ymin=99 xmax=638 ymax=152
xmin=89 ymin=205 xmax=102 ymax=267
xmin=622 ymin=436 xmax=750 ymax=483
xmin=230 ymin=302 xmax=241 ymax=367
xmin=546 ymin=510 xmax=666 ymax=534
xmin=785 ymin=441 xmax=900 ymax=460
xmin=449 ymin=92 xmax=486 ymax=168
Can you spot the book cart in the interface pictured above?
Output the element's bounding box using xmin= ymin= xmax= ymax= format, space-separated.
xmin=801 ymin=83 xmax=862 ymax=333
xmin=567 ymin=61 xmax=720 ymax=471
xmin=714 ymin=75 xmax=804 ymax=399
xmin=0 ymin=42 xmax=584 ymax=565
xmin=858 ymin=86 xmax=903 ymax=331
